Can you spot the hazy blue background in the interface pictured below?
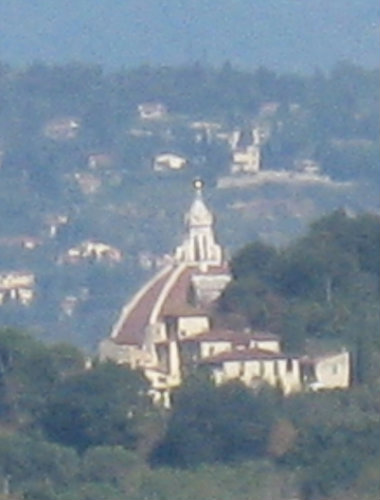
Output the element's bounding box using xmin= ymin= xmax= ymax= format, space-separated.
xmin=1 ymin=0 xmax=378 ymax=72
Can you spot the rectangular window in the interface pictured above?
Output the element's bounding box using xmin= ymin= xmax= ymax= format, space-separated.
xmin=331 ymin=364 xmax=339 ymax=375
xmin=286 ymin=359 xmax=293 ymax=372
xmin=274 ymin=360 xmax=279 ymax=377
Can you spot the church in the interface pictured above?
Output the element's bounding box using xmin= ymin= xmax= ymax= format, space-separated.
xmin=99 ymin=181 xmax=350 ymax=406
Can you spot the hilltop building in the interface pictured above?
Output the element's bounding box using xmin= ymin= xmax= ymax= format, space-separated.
xmin=60 ymin=241 xmax=122 ymax=264
xmin=137 ymin=102 xmax=168 ymax=120
xmin=153 ymin=153 xmax=187 ymax=171
xmin=99 ymin=181 xmax=350 ymax=406
xmin=0 ymin=271 xmax=35 ymax=306
xmin=230 ymin=128 xmax=261 ymax=174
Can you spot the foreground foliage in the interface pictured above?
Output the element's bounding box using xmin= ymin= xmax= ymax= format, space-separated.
xmin=0 ymin=211 xmax=378 ymax=499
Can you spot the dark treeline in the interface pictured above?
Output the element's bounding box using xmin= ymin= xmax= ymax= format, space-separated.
xmin=0 ymin=61 xmax=379 ymax=179
xmin=0 ymin=212 xmax=378 ymax=500
xmin=219 ymin=210 xmax=380 ymax=377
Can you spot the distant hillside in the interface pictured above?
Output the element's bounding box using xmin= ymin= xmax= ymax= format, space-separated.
xmin=0 ymin=61 xmax=378 ymax=350
xmin=0 ymin=0 xmax=379 ymax=72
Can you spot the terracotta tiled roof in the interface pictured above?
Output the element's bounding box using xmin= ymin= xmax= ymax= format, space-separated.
xmin=159 ymin=264 xmax=227 ymax=317
xmin=112 ymin=263 xmax=231 ymax=346
xmin=113 ymin=268 xmax=173 ymax=345
xmin=160 ymin=267 xmax=193 ymax=316
xmin=200 ymin=348 xmax=299 ymax=364
xmin=182 ymin=329 xmax=279 ymax=344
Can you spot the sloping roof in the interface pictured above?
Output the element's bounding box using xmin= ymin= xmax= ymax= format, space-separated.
xmin=200 ymin=348 xmax=299 ymax=364
xmin=182 ymin=329 xmax=279 ymax=344
xmin=111 ymin=263 xmax=227 ymax=346
xmin=112 ymin=267 xmax=173 ymax=345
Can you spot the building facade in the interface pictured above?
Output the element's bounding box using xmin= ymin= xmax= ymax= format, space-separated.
xmin=99 ymin=181 xmax=350 ymax=405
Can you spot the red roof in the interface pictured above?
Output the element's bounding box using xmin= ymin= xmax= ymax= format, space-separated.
xmin=161 ymin=267 xmax=193 ymax=316
xmin=182 ymin=329 xmax=279 ymax=344
xmin=113 ymin=268 xmax=172 ymax=345
xmin=112 ymin=263 xmax=229 ymax=346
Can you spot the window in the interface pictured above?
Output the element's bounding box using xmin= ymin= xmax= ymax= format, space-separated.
xmin=286 ymin=359 xmax=293 ymax=372
xmin=274 ymin=360 xmax=279 ymax=377
xmin=331 ymin=364 xmax=339 ymax=375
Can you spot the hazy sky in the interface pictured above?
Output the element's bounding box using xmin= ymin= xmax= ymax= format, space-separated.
xmin=0 ymin=0 xmax=379 ymax=72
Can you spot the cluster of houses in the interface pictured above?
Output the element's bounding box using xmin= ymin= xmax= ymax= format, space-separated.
xmin=133 ymin=101 xmax=265 ymax=175
xmin=99 ymin=181 xmax=350 ymax=407
xmin=0 ymin=228 xmax=122 ymax=309
xmin=59 ymin=240 xmax=122 ymax=265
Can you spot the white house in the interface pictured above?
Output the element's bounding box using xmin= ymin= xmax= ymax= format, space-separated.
xmin=153 ymin=153 xmax=187 ymax=171
xmin=61 ymin=241 xmax=122 ymax=264
xmin=0 ymin=271 xmax=35 ymax=306
xmin=138 ymin=102 xmax=168 ymax=120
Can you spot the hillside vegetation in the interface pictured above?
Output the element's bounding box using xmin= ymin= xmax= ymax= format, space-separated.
xmin=0 ymin=212 xmax=378 ymax=500
xmin=0 ymin=62 xmax=378 ymax=348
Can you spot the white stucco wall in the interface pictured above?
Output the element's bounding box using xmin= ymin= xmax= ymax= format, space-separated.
xmin=177 ymin=316 xmax=210 ymax=338
xmin=314 ymin=351 xmax=350 ymax=389
xmin=211 ymin=357 xmax=302 ymax=394
xmin=249 ymin=339 xmax=280 ymax=353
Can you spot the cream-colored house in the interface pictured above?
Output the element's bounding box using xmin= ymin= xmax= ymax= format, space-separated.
xmin=0 ymin=271 xmax=35 ymax=306
xmin=138 ymin=102 xmax=167 ymax=120
xmin=43 ymin=117 xmax=80 ymax=140
xmin=202 ymin=349 xmax=302 ymax=395
xmin=61 ymin=241 xmax=122 ymax=264
xmin=153 ymin=153 xmax=187 ymax=171
xmin=231 ymin=145 xmax=261 ymax=174
xmin=302 ymin=351 xmax=351 ymax=391
xmin=230 ymin=128 xmax=261 ymax=174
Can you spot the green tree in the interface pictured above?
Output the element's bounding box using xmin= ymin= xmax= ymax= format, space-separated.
xmin=151 ymin=374 xmax=277 ymax=467
xmin=40 ymin=362 xmax=151 ymax=452
xmin=0 ymin=328 xmax=59 ymax=423
xmin=0 ymin=434 xmax=78 ymax=499
xmin=81 ymin=445 xmax=141 ymax=485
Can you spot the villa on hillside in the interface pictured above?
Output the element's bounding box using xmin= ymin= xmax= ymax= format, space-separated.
xmin=99 ymin=181 xmax=350 ymax=406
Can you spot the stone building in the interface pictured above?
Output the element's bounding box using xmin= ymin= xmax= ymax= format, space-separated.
xmin=0 ymin=271 xmax=35 ymax=305
xmin=99 ymin=181 xmax=350 ymax=406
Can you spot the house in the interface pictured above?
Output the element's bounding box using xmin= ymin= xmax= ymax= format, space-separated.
xmin=301 ymin=351 xmax=350 ymax=391
xmin=61 ymin=241 xmax=122 ymax=264
xmin=231 ymin=146 xmax=261 ymax=174
xmin=0 ymin=271 xmax=35 ymax=306
xmin=138 ymin=102 xmax=168 ymax=120
xmin=153 ymin=153 xmax=187 ymax=171
xmin=87 ymin=153 xmax=114 ymax=170
xmin=45 ymin=214 xmax=69 ymax=238
xmin=201 ymin=348 xmax=302 ymax=395
xmin=230 ymin=128 xmax=261 ymax=174
xmin=43 ymin=117 xmax=80 ymax=140
xmin=190 ymin=121 xmax=222 ymax=143
xmin=0 ymin=236 xmax=42 ymax=250
xmin=74 ymin=173 xmax=102 ymax=195
xmin=99 ymin=181 xmax=351 ymax=406
xmin=258 ymin=101 xmax=280 ymax=117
